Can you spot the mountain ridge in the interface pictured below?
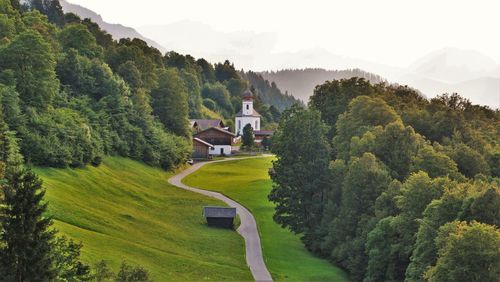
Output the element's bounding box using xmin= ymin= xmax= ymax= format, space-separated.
xmin=60 ymin=0 xmax=166 ymax=53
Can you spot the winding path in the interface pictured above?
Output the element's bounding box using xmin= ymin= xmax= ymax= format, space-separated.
xmin=168 ymin=156 xmax=273 ymax=282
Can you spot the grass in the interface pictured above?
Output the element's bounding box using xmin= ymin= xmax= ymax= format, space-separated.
xmin=183 ymin=157 xmax=349 ymax=281
xmin=35 ymin=157 xmax=252 ymax=281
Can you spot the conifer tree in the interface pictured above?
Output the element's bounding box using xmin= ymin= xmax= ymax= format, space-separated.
xmin=242 ymin=123 xmax=254 ymax=149
xmin=0 ymin=167 xmax=56 ymax=281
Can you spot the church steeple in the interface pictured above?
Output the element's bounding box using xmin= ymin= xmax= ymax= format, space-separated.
xmin=242 ymin=90 xmax=254 ymax=116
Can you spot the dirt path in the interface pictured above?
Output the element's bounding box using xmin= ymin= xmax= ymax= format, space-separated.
xmin=168 ymin=156 xmax=273 ymax=282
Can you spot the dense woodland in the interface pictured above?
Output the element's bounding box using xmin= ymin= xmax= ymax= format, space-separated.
xmin=270 ymin=77 xmax=499 ymax=281
xmin=0 ymin=0 xmax=298 ymax=280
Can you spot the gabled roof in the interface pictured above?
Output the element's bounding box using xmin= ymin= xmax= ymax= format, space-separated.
xmin=190 ymin=119 xmax=224 ymax=130
xmin=194 ymin=126 xmax=236 ymax=137
xmin=254 ymin=130 xmax=274 ymax=136
xmin=193 ymin=137 xmax=214 ymax=148
xmin=203 ymin=206 xmax=236 ymax=218
xmin=235 ymin=108 xmax=261 ymax=117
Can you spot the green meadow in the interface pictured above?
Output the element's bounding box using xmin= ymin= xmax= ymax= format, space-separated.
xmin=35 ymin=157 xmax=252 ymax=281
xmin=183 ymin=157 xmax=349 ymax=281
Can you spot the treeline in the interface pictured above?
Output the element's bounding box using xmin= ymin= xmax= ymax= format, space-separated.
xmin=260 ymin=68 xmax=386 ymax=101
xmin=270 ymin=77 xmax=499 ymax=281
xmin=242 ymin=71 xmax=302 ymax=111
xmin=0 ymin=0 xmax=293 ymax=170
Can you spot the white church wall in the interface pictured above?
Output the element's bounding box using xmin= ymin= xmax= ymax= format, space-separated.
xmin=235 ymin=116 xmax=260 ymax=135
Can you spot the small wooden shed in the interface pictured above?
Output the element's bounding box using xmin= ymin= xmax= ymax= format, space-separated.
xmin=203 ymin=206 xmax=236 ymax=228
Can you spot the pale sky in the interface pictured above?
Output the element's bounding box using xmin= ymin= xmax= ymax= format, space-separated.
xmin=66 ymin=0 xmax=500 ymax=67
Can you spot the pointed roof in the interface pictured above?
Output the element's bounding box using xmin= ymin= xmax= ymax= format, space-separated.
xmin=193 ymin=137 xmax=214 ymax=148
xmin=242 ymin=89 xmax=254 ymax=100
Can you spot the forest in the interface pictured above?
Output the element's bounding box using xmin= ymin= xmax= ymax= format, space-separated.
xmin=0 ymin=0 xmax=298 ymax=279
xmin=270 ymin=77 xmax=499 ymax=281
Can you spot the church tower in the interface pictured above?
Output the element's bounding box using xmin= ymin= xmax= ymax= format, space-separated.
xmin=235 ymin=90 xmax=261 ymax=135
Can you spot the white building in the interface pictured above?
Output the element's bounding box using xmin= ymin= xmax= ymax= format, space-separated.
xmin=235 ymin=90 xmax=261 ymax=135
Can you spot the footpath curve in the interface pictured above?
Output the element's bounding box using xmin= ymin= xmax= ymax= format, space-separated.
xmin=168 ymin=156 xmax=273 ymax=282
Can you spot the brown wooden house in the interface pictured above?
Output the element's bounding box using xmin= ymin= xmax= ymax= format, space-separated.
xmin=193 ymin=127 xmax=236 ymax=156
xmin=190 ymin=119 xmax=225 ymax=133
xmin=192 ymin=137 xmax=214 ymax=159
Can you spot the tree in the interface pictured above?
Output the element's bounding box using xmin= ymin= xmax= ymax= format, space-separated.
xmin=327 ymin=153 xmax=391 ymax=280
xmin=410 ymin=145 xmax=462 ymax=179
xmin=309 ymin=77 xmax=375 ymax=137
xmin=269 ymin=106 xmax=331 ymax=248
xmin=0 ymin=31 xmax=59 ymax=109
xmin=365 ymin=173 xmax=450 ymax=282
xmin=200 ymin=82 xmax=233 ymax=115
xmin=51 ymin=236 xmax=91 ymax=281
xmin=333 ymin=95 xmax=401 ymax=160
xmin=0 ymin=168 xmax=56 ymax=281
xmin=116 ymin=262 xmax=151 ymax=282
xmin=449 ymin=143 xmax=491 ymax=178
xmin=151 ymin=69 xmax=190 ymax=138
xmin=241 ymin=123 xmax=254 ymax=149
xmin=425 ymin=221 xmax=500 ymax=282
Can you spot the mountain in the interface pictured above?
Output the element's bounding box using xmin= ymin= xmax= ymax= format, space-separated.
xmin=260 ymin=69 xmax=386 ymax=101
xmin=60 ymin=0 xmax=166 ymax=53
xmin=409 ymin=47 xmax=499 ymax=83
xmin=138 ymin=20 xmax=277 ymax=68
xmin=400 ymin=48 xmax=500 ymax=107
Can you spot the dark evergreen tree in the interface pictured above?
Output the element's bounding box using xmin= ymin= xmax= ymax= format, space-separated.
xmin=0 ymin=168 xmax=56 ymax=281
xmin=241 ymin=123 xmax=254 ymax=149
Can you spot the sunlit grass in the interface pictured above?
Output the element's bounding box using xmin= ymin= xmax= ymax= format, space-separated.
xmin=183 ymin=157 xmax=349 ymax=281
xmin=35 ymin=157 xmax=252 ymax=281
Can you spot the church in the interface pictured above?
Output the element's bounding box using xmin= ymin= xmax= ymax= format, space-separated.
xmin=235 ymin=90 xmax=261 ymax=135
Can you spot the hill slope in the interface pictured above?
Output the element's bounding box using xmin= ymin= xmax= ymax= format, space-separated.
xmin=35 ymin=157 xmax=251 ymax=281
xmin=183 ymin=157 xmax=349 ymax=281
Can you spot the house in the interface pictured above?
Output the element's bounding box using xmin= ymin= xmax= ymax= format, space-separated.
xmin=193 ymin=127 xmax=236 ymax=156
xmin=235 ymin=90 xmax=261 ymax=135
xmin=190 ymin=119 xmax=225 ymax=133
xmin=254 ymin=130 xmax=273 ymax=143
xmin=203 ymin=206 xmax=236 ymax=228
xmin=192 ymin=137 xmax=214 ymax=159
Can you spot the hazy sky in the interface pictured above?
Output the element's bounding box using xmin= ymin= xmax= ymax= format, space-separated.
xmin=67 ymin=0 xmax=500 ymax=67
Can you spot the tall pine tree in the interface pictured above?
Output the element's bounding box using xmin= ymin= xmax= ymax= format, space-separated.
xmin=0 ymin=167 xmax=56 ymax=281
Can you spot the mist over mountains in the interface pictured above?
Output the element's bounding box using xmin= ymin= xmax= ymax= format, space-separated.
xmin=59 ymin=0 xmax=166 ymax=52
xmin=61 ymin=2 xmax=499 ymax=108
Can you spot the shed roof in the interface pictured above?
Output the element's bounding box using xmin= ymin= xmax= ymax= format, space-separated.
xmin=203 ymin=206 xmax=236 ymax=218
xmin=193 ymin=137 xmax=214 ymax=148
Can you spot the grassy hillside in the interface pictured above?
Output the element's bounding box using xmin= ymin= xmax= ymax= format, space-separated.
xmin=183 ymin=157 xmax=349 ymax=281
xmin=35 ymin=157 xmax=252 ymax=281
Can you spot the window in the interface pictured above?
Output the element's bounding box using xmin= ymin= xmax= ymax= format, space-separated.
xmin=255 ymin=120 xmax=258 ymax=128
xmin=246 ymin=104 xmax=249 ymax=110
xmin=238 ymin=120 xmax=241 ymax=129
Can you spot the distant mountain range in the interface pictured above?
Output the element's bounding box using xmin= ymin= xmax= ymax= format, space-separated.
xmin=61 ymin=3 xmax=499 ymax=108
xmin=138 ymin=21 xmax=499 ymax=108
xmin=59 ymin=0 xmax=166 ymax=52
xmin=260 ymin=69 xmax=387 ymax=102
